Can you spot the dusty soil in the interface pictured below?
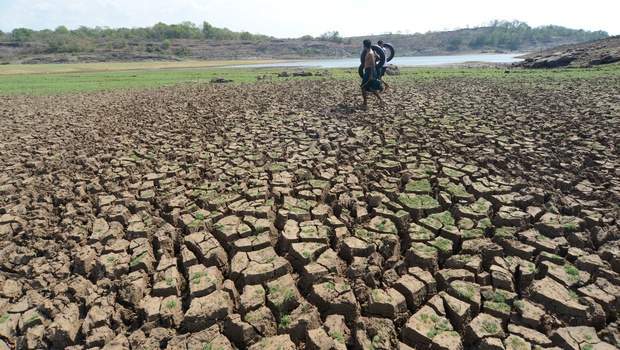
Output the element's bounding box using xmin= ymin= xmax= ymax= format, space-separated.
xmin=0 ymin=77 xmax=619 ymax=349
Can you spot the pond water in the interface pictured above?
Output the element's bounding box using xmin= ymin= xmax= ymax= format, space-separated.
xmin=230 ymin=53 xmax=525 ymax=69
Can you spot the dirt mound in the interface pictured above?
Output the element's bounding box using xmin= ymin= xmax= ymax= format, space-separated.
xmin=516 ymin=36 xmax=620 ymax=68
xmin=0 ymin=77 xmax=618 ymax=349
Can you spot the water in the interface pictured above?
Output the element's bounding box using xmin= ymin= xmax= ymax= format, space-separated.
xmin=229 ymin=53 xmax=524 ymax=69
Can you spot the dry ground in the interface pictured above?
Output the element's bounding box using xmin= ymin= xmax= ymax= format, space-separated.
xmin=0 ymin=76 xmax=619 ymax=349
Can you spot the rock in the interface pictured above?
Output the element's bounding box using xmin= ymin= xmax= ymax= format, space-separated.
xmin=184 ymin=231 xmax=229 ymax=272
xmin=230 ymin=247 xmax=292 ymax=287
xmin=480 ymin=337 xmax=505 ymax=350
xmin=101 ymin=333 xmax=130 ymax=350
xmin=240 ymin=284 xmax=266 ymax=314
xmin=406 ymin=243 xmax=439 ymax=272
xmin=530 ymin=277 xmax=589 ymax=319
xmin=385 ymin=65 xmax=400 ymax=76
xmin=277 ymin=301 xmax=321 ymax=342
xmin=447 ymin=280 xmax=481 ymax=314
xmin=244 ymin=306 xmax=277 ymax=337
xmin=266 ymin=274 xmax=301 ymax=317
xmin=189 ymin=265 xmax=224 ymax=299
xmin=507 ymin=324 xmax=551 ymax=347
xmin=367 ymin=288 xmax=408 ymax=320
xmin=210 ymin=77 xmax=233 ymax=83
xmin=307 ymin=328 xmax=336 ymax=350
xmin=551 ymin=326 xmax=616 ymax=350
xmin=465 ymin=313 xmax=505 ymax=346
xmin=401 ymin=305 xmax=462 ymax=349
xmin=439 ymin=292 xmax=470 ymax=331
xmin=308 ymin=279 xmax=359 ymax=322
xmin=182 ymin=290 xmax=233 ymax=332
xmin=224 ymin=313 xmax=260 ymax=348
xmin=248 ymin=334 xmax=296 ymax=350
xmin=48 ymin=303 xmax=81 ymax=348
xmin=357 ymin=316 xmax=400 ymax=350
xmin=393 ymin=274 xmax=427 ymax=311
xmin=503 ymin=335 xmax=531 ymax=350
xmin=160 ymin=295 xmax=183 ymax=328
xmin=324 ymin=314 xmax=350 ymax=348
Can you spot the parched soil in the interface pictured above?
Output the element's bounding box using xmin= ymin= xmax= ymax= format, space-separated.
xmin=0 ymin=76 xmax=619 ymax=349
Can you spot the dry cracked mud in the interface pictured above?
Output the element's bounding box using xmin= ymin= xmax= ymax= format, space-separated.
xmin=0 ymin=76 xmax=619 ymax=350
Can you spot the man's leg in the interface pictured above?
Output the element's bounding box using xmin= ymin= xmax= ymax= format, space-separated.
xmin=372 ymin=91 xmax=385 ymax=107
xmin=382 ymin=79 xmax=390 ymax=91
xmin=362 ymin=89 xmax=368 ymax=108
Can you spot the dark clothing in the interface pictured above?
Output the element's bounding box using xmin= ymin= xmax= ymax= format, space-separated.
xmin=361 ymin=67 xmax=383 ymax=92
xmin=379 ymin=66 xmax=387 ymax=78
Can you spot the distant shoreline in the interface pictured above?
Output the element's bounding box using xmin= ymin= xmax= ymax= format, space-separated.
xmin=0 ymin=52 xmax=528 ymax=75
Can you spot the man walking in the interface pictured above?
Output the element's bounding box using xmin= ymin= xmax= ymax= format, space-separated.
xmin=360 ymin=39 xmax=385 ymax=109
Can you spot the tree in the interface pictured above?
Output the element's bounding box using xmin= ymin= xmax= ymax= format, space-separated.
xmin=319 ymin=31 xmax=343 ymax=43
xmin=239 ymin=31 xmax=254 ymax=41
xmin=11 ymin=28 xmax=33 ymax=42
xmin=55 ymin=25 xmax=69 ymax=34
xmin=447 ymin=37 xmax=462 ymax=51
xmin=202 ymin=21 xmax=214 ymax=38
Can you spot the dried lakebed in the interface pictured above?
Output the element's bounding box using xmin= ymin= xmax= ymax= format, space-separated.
xmin=0 ymin=76 xmax=619 ymax=349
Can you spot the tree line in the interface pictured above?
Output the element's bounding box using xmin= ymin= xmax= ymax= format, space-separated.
xmin=0 ymin=20 xmax=608 ymax=55
xmin=455 ymin=20 xmax=608 ymax=51
xmin=0 ymin=21 xmax=271 ymax=53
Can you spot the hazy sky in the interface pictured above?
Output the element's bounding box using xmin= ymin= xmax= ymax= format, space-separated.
xmin=0 ymin=0 xmax=618 ymax=36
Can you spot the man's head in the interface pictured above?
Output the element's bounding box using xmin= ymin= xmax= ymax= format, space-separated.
xmin=378 ymin=40 xmax=384 ymax=47
xmin=363 ymin=39 xmax=371 ymax=49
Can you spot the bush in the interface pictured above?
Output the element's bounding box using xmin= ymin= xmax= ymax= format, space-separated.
xmin=174 ymin=47 xmax=191 ymax=56
xmin=319 ymin=31 xmax=343 ymax=43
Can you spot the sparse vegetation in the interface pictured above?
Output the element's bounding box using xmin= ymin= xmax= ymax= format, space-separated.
xmin=485 ymin=301 xmax=511 ymax=313
xmin=453 ymin=283 xmax=476 ymax=301
xmin=481 ymin=319 xmax=500 ymax=334
xmin=279 ymin=314 xmax=291 ymax=328
xmin=165 ymin=299 xmax=177 ymax=309
xmin=330 ymin=330 xmax=345 ymax=343
xmin=129 ymin=251 xmax=147 ymax=267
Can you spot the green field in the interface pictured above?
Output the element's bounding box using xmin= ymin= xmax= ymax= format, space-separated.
xmin=0 ymin=61 xmax=619 ymax=95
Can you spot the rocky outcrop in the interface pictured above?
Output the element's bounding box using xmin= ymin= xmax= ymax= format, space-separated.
xmin=517 ymin=36 xmax=620 ymax=68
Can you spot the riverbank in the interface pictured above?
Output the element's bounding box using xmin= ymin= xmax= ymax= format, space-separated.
xmin=0 ymin=53 xmax=525 ymax=77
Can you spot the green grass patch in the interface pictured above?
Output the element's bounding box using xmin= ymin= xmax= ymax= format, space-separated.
xmin=481 ymin=319 xmax=500 ymax=334
xmin=454 ymin=284 xmax=476 ymax=301
xmin=129 ymin=251 xmax=147 ymax=267
xmin=330 ymin=330 xmax=345 ymax=343
xmin=0 ymin=60 xmax=617 ymax=99
xmin=564 ymin=264 xmax=580 ymax=277
xmin=165 ymin=299 xmax=177 ymax=309
xmin=0 ymin=66 xmax=348 ymax=95
xmin=485 ymin=301 xmax=511 ymax=313
xmin=279 ymin=314 xmax=291 ymax=328
xmin=3 ymin=63 xmax=619 ymax=95
xmin=430 ymin=237 xmax=453 ymax=253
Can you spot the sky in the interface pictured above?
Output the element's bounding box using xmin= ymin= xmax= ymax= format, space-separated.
xmin=0 ymin=0 xmax=618 ymax=37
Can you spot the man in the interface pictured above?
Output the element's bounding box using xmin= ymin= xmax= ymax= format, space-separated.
xmin=361 ymin=39 xmax=385 ymax=109
xmin=377 ymin=40 xmax=390 ymax=91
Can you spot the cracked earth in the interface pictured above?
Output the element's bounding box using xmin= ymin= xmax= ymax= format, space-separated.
xmin=0 ymin=76 xmax=619 ymax=349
